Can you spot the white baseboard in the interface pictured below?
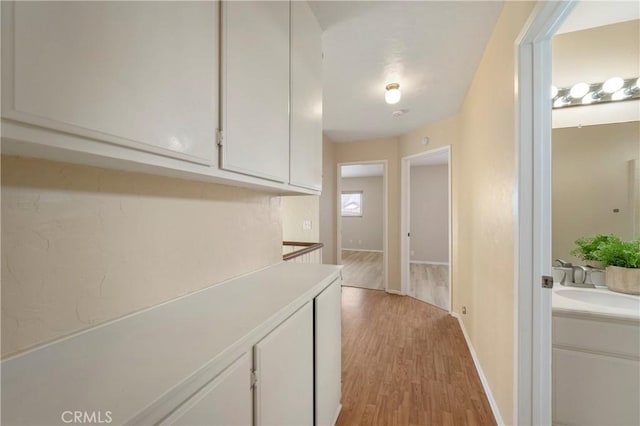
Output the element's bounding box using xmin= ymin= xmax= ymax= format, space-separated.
xmin=451 ymin=312 xmax=504 ymax=425
xmin=385 ymin=288 xmax=403 ymax=295
xmin=410 ymin=260 xmax=449 ymax=265
xmin=342 ymin=248 xmax=383 ymax=253
xmin=331 ymin=403 xmax=342 ymax=426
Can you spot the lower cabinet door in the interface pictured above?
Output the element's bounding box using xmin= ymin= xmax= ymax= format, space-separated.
xmin=315 ymin=279 xmax=342 ymax=426
xmin=254 ymin=303 xmax=314 ymax=426
xmin=164 ymin=353 xmax=252 ymax=425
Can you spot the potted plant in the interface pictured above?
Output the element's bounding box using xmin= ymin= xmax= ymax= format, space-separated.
xmin=571 ymin=235 xmax=640 ymax=294
xmin=594 ymin=237 xmax=640 ymax=295
xmin=571 ymin=234 xmax=615 ymax=269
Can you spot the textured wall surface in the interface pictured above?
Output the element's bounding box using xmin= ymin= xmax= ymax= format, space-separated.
xmin=1 ymin=156 xmax=282 ymax=357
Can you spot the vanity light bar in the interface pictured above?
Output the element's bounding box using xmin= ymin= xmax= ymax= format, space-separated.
xmin=552 ymin=77 xmax=640 ymax=109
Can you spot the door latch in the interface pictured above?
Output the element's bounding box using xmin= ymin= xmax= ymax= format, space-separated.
xmin=541 ymin=275 xmax=554 ymax=289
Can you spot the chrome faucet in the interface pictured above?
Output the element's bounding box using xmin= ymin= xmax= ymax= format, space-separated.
xmin=572 ymin=265 xmax=588 ymax=285
xmin=554 ymin=259 xmax=574 ymax=285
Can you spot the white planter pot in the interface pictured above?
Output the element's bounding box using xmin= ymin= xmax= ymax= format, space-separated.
xmin=606 ymin=266 xmax=640 ymax=295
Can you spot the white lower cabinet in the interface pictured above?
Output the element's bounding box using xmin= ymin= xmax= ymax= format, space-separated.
xmin=254 ymin=302 xmax=314 ymax=426
xmin=315 ymin=279 xmax=342 ymax=426
xmin=552 ymin=314 xmax=640 ymax=426
xmin=164 ymin=353 xmax=252 ymax=426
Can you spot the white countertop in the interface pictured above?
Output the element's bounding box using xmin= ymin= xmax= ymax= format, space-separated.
xmin=1 ymin=262 xmax=342 ymax=425
xmin=552 ymin=285 xmax=640 ymax=322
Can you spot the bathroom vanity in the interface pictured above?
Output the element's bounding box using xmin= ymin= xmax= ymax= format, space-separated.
xmin=552 ymin=286 xmax=640 ymax=426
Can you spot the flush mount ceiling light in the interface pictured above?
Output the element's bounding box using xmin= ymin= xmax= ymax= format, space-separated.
xmin=385 ymin=83 xmax=401 ymax=104
xmin=552 ymin=76 xmax=640 ymax=109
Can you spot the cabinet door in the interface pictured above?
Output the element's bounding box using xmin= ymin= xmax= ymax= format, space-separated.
xmin=164 ymin=353 xmax=252 ymax=426
xmin=255 ymin=303 xmax=313 ymax=426
xmin=1 ymin=1 xmax=218 ymax=165
xmin=290 ymin=1 xmax=323 ymax=190
xmin=315 ymin=279 xmax=342 ymax=426
xmin=220 ymin=1 xmax=290 ymax=183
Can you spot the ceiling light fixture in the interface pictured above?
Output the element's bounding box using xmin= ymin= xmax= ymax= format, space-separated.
xmin=551 ymin=76 xmax=639 ymax=109
xmin=385 ymin=83 xmax=401 ymax=104
xmin=602 ymin=77 xmax=624 ymax=93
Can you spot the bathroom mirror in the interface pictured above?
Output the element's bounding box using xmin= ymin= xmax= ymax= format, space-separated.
xmin=551 ymin=20 xmax=640 ymax=266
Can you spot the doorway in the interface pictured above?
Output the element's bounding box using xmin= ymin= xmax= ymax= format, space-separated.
xmin=401 ymin=146 xmax=452 ymax=311
xmin=516 ymin=2 xmax=640 ymax=424
xmin=337 ymin=161 xmax=388 ymax=291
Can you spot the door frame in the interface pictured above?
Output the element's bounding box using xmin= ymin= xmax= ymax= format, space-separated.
xmin=400 ymin=146 xmax=452 ymax=313
xmin=336 ymin=160 xmax=389 ymax=292
xmin=514 ymin=1 xmax=577 ymax=424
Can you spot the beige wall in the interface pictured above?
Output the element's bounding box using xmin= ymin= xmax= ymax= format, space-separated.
xmin=281 ymin=195 xmax=319 ymax=243
xmin=552 ymin=121 xmax=640 ymax=263
xmin=552 ymin=20 xmax=640 ymax=128
xmin=319 ymin=136 xmax=337 ymax=264
xmin=1 ymin=156 xmax=282 ymax=358
xmin=454 ymin=3 xmax=535 ymax=422
xmin=410 ymin=164 xmax=448 ymax=263
xmin=334 ymin=138 xmax=399 ymax=290
xmin=341 ymin=176 xmax=383 ymax=251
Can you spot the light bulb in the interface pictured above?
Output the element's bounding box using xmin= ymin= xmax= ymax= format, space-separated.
xmin=612 ymin=89 xmax=630 ymax=101
xmin=582 ymin=92 xmax=596 ymax=104
xmin=551 ymin=85 xmax=558 ymax=98
xmin=569 ymin=82 xmax=589 ymax=99
xmin=602 ymin=77 xmax=624 ymax=94
xmin=553 ymin=97 xmax=568 ymax=108
xmin=385 ymin=83 xmax=401 ymax=104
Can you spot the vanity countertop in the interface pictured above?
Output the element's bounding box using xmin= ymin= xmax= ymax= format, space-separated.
xmin=552 ymin=285 xmax=640 ymax=322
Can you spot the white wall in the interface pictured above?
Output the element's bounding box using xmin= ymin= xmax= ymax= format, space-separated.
xmin=340 ymin=176 xmax=383 ymax=251
xmin=410 ymin=164 xmax=448 ymax=263
xmin=1 ymin=156 xmax=282 ymax=358
xmin=552 ymin=121 xmax=639 ymax=263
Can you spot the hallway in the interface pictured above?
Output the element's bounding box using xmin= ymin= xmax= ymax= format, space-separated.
xmin=341 ymin=250 xmax=384 ymax=290
xmin=336 ymin=287 xmax=495 ymax=426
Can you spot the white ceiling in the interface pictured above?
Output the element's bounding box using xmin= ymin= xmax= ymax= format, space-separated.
xmin=410 ymin=149 xmax=449 ymax=167
xmin=309 ymin=1 xmax=504 ymax=143
xmin=341 ymin=163 xmax=384 ymax=178
xmin=557 ymin=1 xmax=640 ymax=34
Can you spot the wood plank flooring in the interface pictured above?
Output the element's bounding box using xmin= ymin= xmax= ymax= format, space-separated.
xmin=341 ymin=250 xmax=384 ymax=290
xmin=336 ymin=287 xmax=496 ymax=426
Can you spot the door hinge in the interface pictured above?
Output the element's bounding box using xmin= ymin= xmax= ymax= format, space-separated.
xmin=216 ymin=129 xmax=224 ymax=147
xmin=541 ymin=275 xmax=554 ymax=289
xmin=250 ymin=370 xmax=257 ymax=388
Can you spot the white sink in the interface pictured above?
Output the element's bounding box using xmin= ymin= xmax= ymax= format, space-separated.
xmin=553 ymin=287 xmax=640 ymax=319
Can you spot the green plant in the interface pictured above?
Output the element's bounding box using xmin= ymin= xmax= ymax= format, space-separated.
xmin=594 ymin=238 xmax=640 ymax=269
xmin=571 ymin=234 xmax=616 ymax=261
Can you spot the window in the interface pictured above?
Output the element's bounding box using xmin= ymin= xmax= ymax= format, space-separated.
xmin=341 ymin=191 xmax=363 ymax=217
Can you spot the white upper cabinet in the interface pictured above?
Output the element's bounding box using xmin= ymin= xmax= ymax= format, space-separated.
xmin=1 ymin=1 xmax=218 ymax=165
xmin=1 ymin=1 xmax=323 ymax=195
xmin=220 ymin=1 xmax=291 ymax=183
xmin=290 ymin=1 xmax=323 ymax=191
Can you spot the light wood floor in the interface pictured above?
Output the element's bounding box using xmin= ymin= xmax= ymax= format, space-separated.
xmin=341 ymin=250 xmax=384 ymax=290
xmin=336 ymin=287 xmax=495 ymax=426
